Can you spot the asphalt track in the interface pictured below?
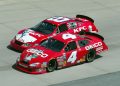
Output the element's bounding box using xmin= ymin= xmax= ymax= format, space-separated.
xmin=0 ymin=0 xmax=120 ymax=86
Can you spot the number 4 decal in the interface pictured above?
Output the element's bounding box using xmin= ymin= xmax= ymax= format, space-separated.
xmin=47 ymin=16 xmax=70 ymax=22
xmin=62 ymin=34 xmax=76 ymax=40
xmin=67 ymin=51 xmax=77 ymax=63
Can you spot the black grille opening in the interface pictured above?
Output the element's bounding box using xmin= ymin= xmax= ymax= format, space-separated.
xmin=15 ymin=40 xmax=23 ymax=45
xmin=21 ymin=60 xmax=29 ymax=64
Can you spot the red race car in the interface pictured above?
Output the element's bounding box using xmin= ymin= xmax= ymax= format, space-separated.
xmin=16 ymin=32 xmax=108 ymax=74
xmin=10 ymin=15 xmax=98 ymax=51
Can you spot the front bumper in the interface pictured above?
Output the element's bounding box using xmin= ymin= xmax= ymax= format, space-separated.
xmin=10 ymin=39 xmax=28 ymax=51
xmin=16 ymin=62 xmax=47 ymax=74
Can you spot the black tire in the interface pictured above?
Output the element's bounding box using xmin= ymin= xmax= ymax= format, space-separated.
xmin=46 ymin=59 xmax=57 ymax=72
xmin=85 ymin=49 xmax=96 ymax=62
xmin=76 ymin=14 xmax=94 ymax=23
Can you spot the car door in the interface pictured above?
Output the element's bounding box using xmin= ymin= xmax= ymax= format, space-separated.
xmin=64 ymin=41 xmax=78 ymax=66
xmin=77 ymin=39 xmax=90 ymax=62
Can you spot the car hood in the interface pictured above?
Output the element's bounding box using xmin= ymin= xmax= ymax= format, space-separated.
xmin=20 ymin=46 xmax=61 ymax=64
xmin=15 ymin=29 xmax=48 ymax=43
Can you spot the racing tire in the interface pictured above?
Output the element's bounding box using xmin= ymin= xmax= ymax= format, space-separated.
xmin=76 ymin=14 xmax=94 ymax=23
xmin=85 ymin=49 xmax=96 ymax=62
xmin=46 ymin=59 xmax=57 ymax=72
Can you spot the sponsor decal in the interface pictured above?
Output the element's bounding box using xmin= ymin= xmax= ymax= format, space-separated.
xmin=24 ymin=53 xmax=37 ymax=61
xmin=77 ymin=56 xmax=85 ymax=63
xmin=41 ymin=62 xmax=47 ymax=68
xmin=73 ymin=26 xmax=87 ymax=33
xmin=96 ymin=46 xmax=103 ymax=51
xmin=16 ymin=30 xmax=37 ymax=43
xmin=16 ymin=30 xmax=41 ymax=43
xmin=57 ymin=53 xmax=66 ymax=67
xmin=80 ymin=56 xmax=85 ymax=62
xmin=27 ymin=49 xmax=48 ymax=58
xmin=85 ymin=42 xmax=102 ymax=50
xmin=77 ymin=60 xmax=80 ymax=63
xmin=28 ymin=30 xmax=41 ymax=37
xmin=96 ymin=46 xmax=103 ymax=54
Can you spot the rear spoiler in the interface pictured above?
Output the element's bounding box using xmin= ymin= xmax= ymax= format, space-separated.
xmin=79 ymin=31 xmax=104 ymax=41
xmin=76 ymin=15 xmax=94 ymax=23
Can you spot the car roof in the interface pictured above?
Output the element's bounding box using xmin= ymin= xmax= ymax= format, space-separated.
xmin=44 ymin=16 xmax=75 ymax=26
xmin=53 ymin=32 xmax=85 ymax=43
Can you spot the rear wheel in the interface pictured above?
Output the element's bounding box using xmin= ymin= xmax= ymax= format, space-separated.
xmin=46 ymin=59 xmax=57 ymax=72
xmin=85 ymin=49 xmax=96 ymax=62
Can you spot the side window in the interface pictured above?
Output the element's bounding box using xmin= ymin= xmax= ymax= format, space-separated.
xmin=68 ymin=22 xmax=77 ymax=29
xmin=65 ymin=41 xmax=77 ymax=52
xmin=57 ymin=24 xmax=68 ymax=33
xmin=78 ymin=40 xmax=89 ymax=47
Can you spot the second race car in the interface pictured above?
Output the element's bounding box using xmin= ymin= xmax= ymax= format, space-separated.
xmin=10 ymin=15 xmax=98 ymax=51
xmin=16 ymin=32 xmax=108 ymax=74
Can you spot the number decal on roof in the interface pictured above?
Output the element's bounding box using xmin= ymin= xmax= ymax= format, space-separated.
xmin=62 ymin=34 xmax=76 ymax=40
xmin=47 ymin=16 xmax=70 ymax=22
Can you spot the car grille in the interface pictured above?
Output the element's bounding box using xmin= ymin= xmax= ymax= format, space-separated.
xmin=21 ymin=60 xmax=29 ymax=64
xmin=15 ymin=40 xmax=23 ymax=45
xmin=18 ymin=63 xmax=28 ymax=68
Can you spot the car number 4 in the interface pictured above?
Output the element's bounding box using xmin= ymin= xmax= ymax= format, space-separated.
xmin=67 ymin=51 xmax=77 ymax=63
xmin=62 ymin=34 xmax=76 ymax=40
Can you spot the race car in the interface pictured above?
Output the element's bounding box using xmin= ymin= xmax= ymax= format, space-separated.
xmin=16 ymin=32 xmax=108 ymax=74
xmin=10 ymin=15 xmax=98 ymax=51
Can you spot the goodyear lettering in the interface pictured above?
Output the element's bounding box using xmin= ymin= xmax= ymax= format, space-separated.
xmin=85 ymin=42 xmax=102 ymax=50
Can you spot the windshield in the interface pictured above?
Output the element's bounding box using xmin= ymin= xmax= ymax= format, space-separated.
xmin=30 ymin=21 xmax=56 ymax=34
xmin=40 ymin=38 xmax=65 ymax=52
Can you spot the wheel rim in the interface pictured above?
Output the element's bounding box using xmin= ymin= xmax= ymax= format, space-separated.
xmin=87 ymin=50 xmax=95 ymax=62
xmin=47 ymin=60 xmax=56 ymax=72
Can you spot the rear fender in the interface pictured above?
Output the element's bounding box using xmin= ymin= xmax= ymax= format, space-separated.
xmin=95 ymin=41 xmax=108 ymax=54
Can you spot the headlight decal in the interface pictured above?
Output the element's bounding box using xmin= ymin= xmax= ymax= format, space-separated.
xmin=29 ymin=62 xmax=40 ymax=67
xmin=24 ymin=53 xmax=37 ymax=61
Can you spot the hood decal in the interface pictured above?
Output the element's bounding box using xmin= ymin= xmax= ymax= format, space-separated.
xmin=27 ymin=48 xmax=48 ymax=58
xmin=16 ymin=30 xmax=38 ymax=43
xmin=24 ymin=53 xmax=37 ymax=61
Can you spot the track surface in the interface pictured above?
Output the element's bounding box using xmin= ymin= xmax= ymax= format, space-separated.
xmin=51 ymin=71 xmax=120 ymax=86
xmin=0 ymin=0 xmax=120 ymax=86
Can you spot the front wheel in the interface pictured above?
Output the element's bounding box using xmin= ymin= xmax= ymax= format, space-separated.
xmin=85 ymin=49 xmax=96 ymax=62
xmin=46 ymin=60 xmax=57 ymax=72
